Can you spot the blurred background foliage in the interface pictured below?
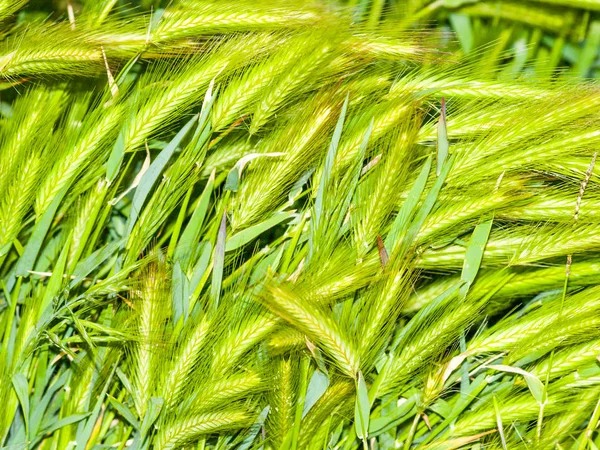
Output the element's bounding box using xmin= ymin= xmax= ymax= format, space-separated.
xmin=19 ymin=0 xmax=600 ymax=79
xmin=365 ymin=0 xmax=600 ymax=79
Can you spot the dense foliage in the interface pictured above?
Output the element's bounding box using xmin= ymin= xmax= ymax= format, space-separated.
xmin=1 ymin=0 xmax=600 ymax=449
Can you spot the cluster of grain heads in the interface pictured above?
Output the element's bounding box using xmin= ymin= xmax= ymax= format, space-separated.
xmin=1 ymin=0 xmax=600 ymax=449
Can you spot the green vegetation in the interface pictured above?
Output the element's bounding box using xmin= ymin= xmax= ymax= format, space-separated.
xmin=1 ymin=0 xmax=600 ymax=449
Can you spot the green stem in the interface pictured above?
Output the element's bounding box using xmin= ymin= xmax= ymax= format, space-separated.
xmin=366 ymin=0 xmax=386 ymax=28
xmin=579 ymin=396 xmax=600 ymax=450
xmin=404 ymin=413 xmax=420 ymax=449
xmin=290 ymin=357 xmax=310 ymax=450
xmin=167 ymin=185 xmax=193 ymax=260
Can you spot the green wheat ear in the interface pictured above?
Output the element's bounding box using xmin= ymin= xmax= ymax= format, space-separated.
xmin=1 ymin=0 xmax=600 ymax=449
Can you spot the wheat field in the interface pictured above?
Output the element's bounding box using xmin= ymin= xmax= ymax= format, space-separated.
xmin=1 ymin=0 xmax=600 ymax=449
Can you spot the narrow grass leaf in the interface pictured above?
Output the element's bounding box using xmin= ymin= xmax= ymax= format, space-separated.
xmin=459 ymin=218 xmax=493 ymax=298
xmin=449 ymin=13 xmax=474 ymax=54
xmin=175 ymin=169 xmax=215 ymax=269
xmin=76 ymin=364 xmax=117 ymax=450
xmin=12 ymin=374 xmax=29 ymax=437
xmin=580 ymin=396 xmax=600 ymax=450
xmin=290 ymin=357 xmax=310 ymax=450
xmin=116 ymin=368 xmax=134 ymax=397
xmin=12 ymin=185 xmax=68 ymax=283
xmin=461 ymin=219 xmax=493 ymax=285
xmin=354 ymin=371 xmax=370 ymax=442
xmin=29 ymin=370 xmax=69 ymax=438
xmin=108 ymin=397 xmax=140 ymax=430
xmin=110 ymin=143 xmax=151 ymax=205
xmin=140 ymin=397 xmax=164 ymax=437
xmin=437 ymin=97 xmax=448 ymax=177
xmin=289 ymin=168 xmax=314 ymax=202
xmin=238 ymin=405 xmax=269 ymax=450
xmin=106 ymin=129 xmax=126 ymax=183
xmin=31 ymin=414 xmax=90 ymax=447
xmin=40 ymin=234 xmax=71 ymax=314
xmin=115 ymin=53 xmax=141 ymax=85
xmin=368 ymin=396 xmax=416 ymax=436
xmin=386 ymin=156 xmax=432 ymax=250
xmin=199 ymin=78 xmax=218 ymax=127
xmin=314 ymin=95 xmax=349 ymax=234
xmin=188 ymin=242 xmax=213 ymax=311
xmin=190 ymin=242 xmax=212 ymax=287
xmin=226 ymin=211 xmax=295 ymax=252
xmin=302 ymin=370 xmax=329 ymax=419
xmin=225 ymin=153 xmax=285 ymax=192
xmin=70 ymin=239 xmax=123 ymax=287
xmin=404 ymin=154 xmax=455 ymax=248
xmin=211 ymin=211 xmax=226 ymax=310
xmin=172 ymin=261 xmax=190 ymax=325
xmin=487 ymin=365 xmax=547 ymax=405
xmin=493 ymin=396 xmax=507 ymax=450
xmin=573 ymin=21 xmax=600 ymax=77
xmin=125 ymin=113 xmax=199 ymax=240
